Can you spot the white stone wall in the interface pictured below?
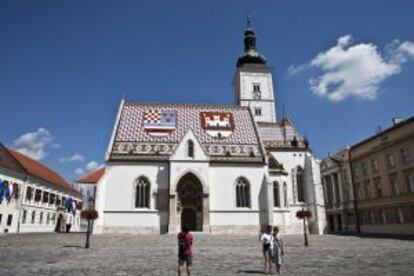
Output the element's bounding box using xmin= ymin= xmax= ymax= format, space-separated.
xmin=234 ymin=70 xmax=277 ymax=123
xmin=0 ymin=170 xmax=24 ymax=233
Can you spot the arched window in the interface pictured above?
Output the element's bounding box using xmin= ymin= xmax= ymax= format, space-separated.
xmin=283 ymin=182 xmax=288 ymax=207
xmin=135 ymin=177 xmax=150 ymax=208
xmin=273 ymin=181 xmax=280 ymax=207
xmin=187 ymin=140 xmax=194 ymax=158
xmin=236 ymin=178 xmax=250 ymax=208
xmin=297 ymin=167 xmax=305 ymax=202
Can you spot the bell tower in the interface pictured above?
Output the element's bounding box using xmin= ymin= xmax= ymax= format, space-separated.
xmin=233 ymin=17 xmax=277 ymax=123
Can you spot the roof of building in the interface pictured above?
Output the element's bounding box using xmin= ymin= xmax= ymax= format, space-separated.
xmin=0 ymin=143 xmax=27 ymax=176
xmin=257 ymin=116 xmax=308 ymax=150
xmin=0 ymin=143 xmax=80 ymax=196
xmin=109 ymin=101 xmax=264 ymax=162
xmin=351 ymin=116 xmax=414 ymax=150
xmin=77 ymin=167 xmax=105 ymax=184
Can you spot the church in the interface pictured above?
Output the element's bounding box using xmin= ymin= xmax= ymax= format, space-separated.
xmin=94 ymin=20 xmax=326 ymax=235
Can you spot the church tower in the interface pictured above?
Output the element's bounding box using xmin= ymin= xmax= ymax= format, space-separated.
xmin=233 ymin=17 xmax=277 ymax=123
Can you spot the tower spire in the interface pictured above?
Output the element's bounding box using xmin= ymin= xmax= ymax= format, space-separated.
xmin=236 ymin=15 xmax=267 ymax=68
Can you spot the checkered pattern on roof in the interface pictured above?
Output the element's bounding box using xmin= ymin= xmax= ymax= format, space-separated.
xmin=114 ymin=102 xmax=259 ymax=145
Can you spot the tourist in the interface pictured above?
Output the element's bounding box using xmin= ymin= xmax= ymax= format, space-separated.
xmin=260 ymin=225 xmax=273 ymax=274
xmin=178 ymin=225 xmax=193 ymax=276
xmin=272 ymin=226 xmax=284 ymax=274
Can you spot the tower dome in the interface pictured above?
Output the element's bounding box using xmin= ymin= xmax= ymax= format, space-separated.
xmin=236 ymin=16 xmax=267 ymax=68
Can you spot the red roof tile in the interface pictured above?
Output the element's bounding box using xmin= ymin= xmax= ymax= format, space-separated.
xmin=77 ymin=167 xmax=105 ymax=184
xmin=8 ymin=149 xmax=75 ymax=192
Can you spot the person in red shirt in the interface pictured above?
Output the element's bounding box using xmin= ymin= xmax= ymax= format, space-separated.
xmin=178 ymin=225 xmax=193 ymax=276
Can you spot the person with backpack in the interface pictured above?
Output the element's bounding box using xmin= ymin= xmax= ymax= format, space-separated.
xmin=272 ymin=226 xmax=284 ymax=275
xmin=259 ymin=225 xmax=274 ymax=274
xmin=178 ymin=225 xmax=193 ymax=276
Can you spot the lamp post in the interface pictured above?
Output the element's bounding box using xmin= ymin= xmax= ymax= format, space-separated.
xmin=296 ymin=208 xmax=311 ymax=246
xmin=81 ymin=197 xmax=97 ymax=249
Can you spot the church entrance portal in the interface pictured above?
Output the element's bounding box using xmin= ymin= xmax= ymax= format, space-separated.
xmin=177 ymin=173 xmax=203 ymax=231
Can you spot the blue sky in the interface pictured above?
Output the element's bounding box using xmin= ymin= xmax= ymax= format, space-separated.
xmin=1 ymin=0 xmax=413 ymax=181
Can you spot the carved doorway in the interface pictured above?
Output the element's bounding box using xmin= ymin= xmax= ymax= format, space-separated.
xmin=177 ymin=173 xmax=203 ymax=231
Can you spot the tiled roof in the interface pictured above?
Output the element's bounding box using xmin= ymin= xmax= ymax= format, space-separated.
xmin=257 ymin=117 xmax=307 ymax=149
xmin=0 ymin=143 xmax=27 ymax=175
xmin=77 ymin=167 xmax=105 ymax=184
xmin=110 ymin=102 xmax=264 ymax=161
xmin=7 ymin=148 xmax=78 ymax=194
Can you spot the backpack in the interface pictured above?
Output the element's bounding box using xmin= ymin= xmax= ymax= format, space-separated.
xmin=178 ymin=233 xmax=189 ymax=256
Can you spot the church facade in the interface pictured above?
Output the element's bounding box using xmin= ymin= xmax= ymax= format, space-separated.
xmin=94 ymin=22 xmax=326 ymax=235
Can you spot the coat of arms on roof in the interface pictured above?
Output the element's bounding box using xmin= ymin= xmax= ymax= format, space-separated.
xmin=200 ymin=112 xmax=235 ymax=138
xmin=143 ymin=110 xmax=176 ymax=137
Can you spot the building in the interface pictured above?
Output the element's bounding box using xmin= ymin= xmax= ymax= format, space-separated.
xmin=320 ymin=147 xmax=356 ymax=233
xmin=0 ymin=143 xmax=82 ymax=233
xmin=73 ymin=167 xmax=105 ymax=231
xmin=94 ymin=20 xmax=325 ymax=234
xmin=350 ymin=117 xmax=414 ymax=235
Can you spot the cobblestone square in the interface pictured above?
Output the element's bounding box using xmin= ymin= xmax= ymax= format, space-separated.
xmin=1 ymin=233 xmax=413 ymax=276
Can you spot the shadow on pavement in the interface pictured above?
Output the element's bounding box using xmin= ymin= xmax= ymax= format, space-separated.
xmin=237 ymin=270 xmax=266 ymax=274
xmin=62 ymin=245 xmax=84 ymax=249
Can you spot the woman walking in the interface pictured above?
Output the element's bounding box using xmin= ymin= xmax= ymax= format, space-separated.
xmin=272 ymin=226 xmax=284 ymax=274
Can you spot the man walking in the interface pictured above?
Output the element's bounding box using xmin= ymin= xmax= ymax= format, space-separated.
xmin=178 ymin=225 xmax=193 ymax=276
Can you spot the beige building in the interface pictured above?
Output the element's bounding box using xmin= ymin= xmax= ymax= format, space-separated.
xmin=320 ymin=147 xmax=356 ymax=233
xmin=322 ymin=117 xmax=414 ymax=235
xmin=350 ymin=117 xmax=414 ymax=235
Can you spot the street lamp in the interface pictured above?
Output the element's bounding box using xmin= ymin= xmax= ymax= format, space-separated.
xmin=80 ymin=197 xmax=98 ymax=249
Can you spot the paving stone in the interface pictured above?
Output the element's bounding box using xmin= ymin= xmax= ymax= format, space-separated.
xmin=0 ymin=233 xmax=413 ymax=275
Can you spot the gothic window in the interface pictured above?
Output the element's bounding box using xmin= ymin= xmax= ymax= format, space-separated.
xmin=273 ymin=181 xmax=280 ymax=207
xmin=254 ymin=107 xmax=262 ymax=116
xmin=236 ymin=178 xmax=250 ymax=208
xmin=297 ymin=167 xmax=305 ymax=202
xmin=135 ymin=177 xmax=150 ymax=208
xmin=283 ymin=182 xmax=288 ymax=207
xmin=188 ymin=140 xmax=194 ymax=158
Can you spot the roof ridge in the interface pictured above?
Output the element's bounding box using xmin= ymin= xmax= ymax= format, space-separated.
xmin=124 ymin=101 xmax=248 ymax=109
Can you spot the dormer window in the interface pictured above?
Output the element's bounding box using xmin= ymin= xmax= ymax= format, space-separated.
xmin=187 ymin=140 xmax=194 ymax=158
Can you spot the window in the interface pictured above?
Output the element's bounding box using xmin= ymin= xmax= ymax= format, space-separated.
xmin=34 ymin=189 xmax=42 ymax=202
xmin=46 ymin=213 xmax=50 ymax=225
xmin=254 ymin=107 xmax=262 ymax=116
xmin=62 ymin=197 xmax=66 ymax=207
xmin=297 ymin=168 xmax=305 ymax=202
xmin=405 ymin=173 xmax=414 ymax=193
xmin=22 ymin=210 xmax=27 ymax=224
xmin=236 ymin=178 xmax=250 ymax=208
xmin=283 ymin=182 xmax=288 ymax=207
xmin=42 ymin=192 xmax=49 ymax=204
xmin=187 ymin=140 xmax=194 ymax=158
xmin=371 ymin=159 xmax=379 ymax=173
xmin=361 ymin=162 xmax=367 ymax=176
xmin=39 ymin=212 xmax=43 ymax=224
xmin=25 ymin=186 xmax=33 ymax=202
xmin=31 ymin=211 xmax=36 ymax=224
xmin=389 ymin=174 xmax=399 ymax=196
xmin=363 ymin=180 xmax=371 ymax=199
xmin=401 ymin=148 xmax=410 ymax=164
xmin=0 ymin=214 xmax=2 ymax=225
xmin=49 ymin=194 xmax=55 ymax=205
xmin=252 ymin=84 xmax=261 ymax=99
xmin=56 ymin=196 xmax=61 ymax=206
xmin=374 ymin=177 xmax=382 ymax=198
xmin=51 ymin=214 xmax=55 ymax=224
xmin=7 ymin=215 xmax=13 ymax=226
xmin=273 ymin=182 xmax=280 ymax=207
xmin=386 ymin=153 xmax=395 ymax=169
xmin=135 ymin=177 xmax=150 ymax=208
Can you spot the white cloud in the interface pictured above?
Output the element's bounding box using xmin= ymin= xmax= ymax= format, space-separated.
xmin=74 ymin=160 xmax=100 ymax=176
xmin=14 ymin=128 xmax=55 ymax=160
xmin=289 ymin=35 xmax=414 ymax=102
xmin=58 ymin=153 xmax=85 ymax=163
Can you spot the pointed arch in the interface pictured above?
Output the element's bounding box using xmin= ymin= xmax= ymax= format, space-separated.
xmin=235 ymin=177 xmax=250 ymax=208
xmin=135 ymin=176 xmax=150 ymax=208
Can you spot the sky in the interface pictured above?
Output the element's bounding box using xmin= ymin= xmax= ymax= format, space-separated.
xmin=1 ymin=0 xmax=413 ymax=181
